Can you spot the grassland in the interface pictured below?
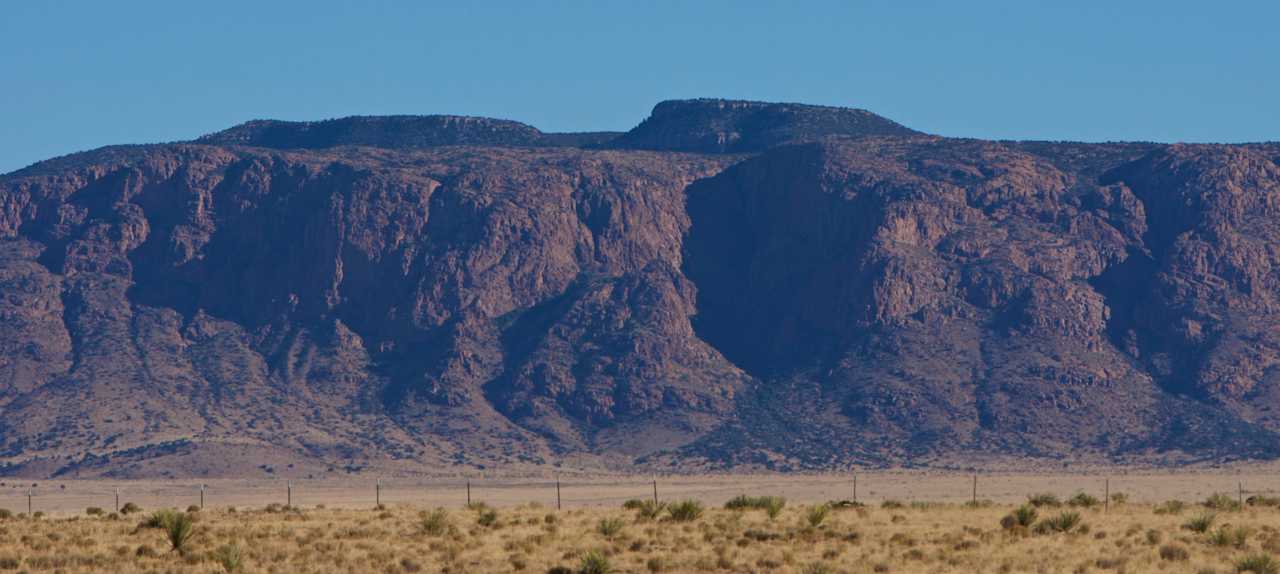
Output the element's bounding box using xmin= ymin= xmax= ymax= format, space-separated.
xmin=2 ymin=491 xmax=1280 ymax=573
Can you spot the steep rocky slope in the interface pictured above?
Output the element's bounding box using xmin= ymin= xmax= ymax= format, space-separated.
xmin=1 ymin=100 xmax=1278 ymax=477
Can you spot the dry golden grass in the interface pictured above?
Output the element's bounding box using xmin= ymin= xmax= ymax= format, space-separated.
xmin=1 ymin=496 xmax=1280 ymax=573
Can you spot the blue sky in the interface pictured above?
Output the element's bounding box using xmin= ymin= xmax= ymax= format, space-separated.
xmin=3 ymin=1 xmax=1277 ymax=174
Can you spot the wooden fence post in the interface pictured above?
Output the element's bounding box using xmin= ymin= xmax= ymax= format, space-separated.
xmin=115 ymin=487 xmax=120 ymax=513
xmin=853 ymin=474 xmax=858 ymax=504
xmin=27 ymin=490 xmax=32 ymax=515
xmin=652 ymin=476 xmax=658 ymax=505
xmin=287 ymin=481 xmax=293 ymax=508
xmin=555 ymin=476 xmax=562 ymax=510
xmin=200 ymin=484 xmax=206 ymax=510
xmin=972 ymin=475 xmax=978 ymax=504
xmin=466 ymin=479 xmax=471 ymax=507
xmin=376 ymin=478 xmax=382 ymax=508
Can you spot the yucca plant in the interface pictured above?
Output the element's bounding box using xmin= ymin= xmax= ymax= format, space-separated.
xmin=597 ymin=517 xmax=625 ymax=538
xmin=164 ymin=511 xmax=197 ymax=555
xmin=421 ymin=508 xmax=449 ymax=535
xmin=806 ymin=504 xmax=831 ymax=528
xmin=579 ymin=550 xmax=612 ymax=574
xmin=1237 ymin=554 xmax=1280 ymax=574
xmin=1033 ymin=511 xmax=1081 ymax=534
xmin=1182 ymin=513 xmax=1216 ymax=534
xmin=213 ymin=543 xmax=243 ymax=573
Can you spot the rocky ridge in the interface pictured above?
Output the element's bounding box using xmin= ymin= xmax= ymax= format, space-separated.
xmin=1 ymin=99 xmax=1278 ymax=477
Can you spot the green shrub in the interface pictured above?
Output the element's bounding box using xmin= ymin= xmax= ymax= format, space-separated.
xmin=477 ymin=509 xmax=498 ymax=527
xmin=213 ymin=543 xmax=243 ymax=573
xmin=579 ymin=550 xmax=611 ymax=574
xmin=1109 ymin=492 xmax=1129 ymax=505
xmin=1237 ymin=554 xmax=1280 ymax=574
xmin=1068 ymin=492 xmax=1100 ymax=508
xmin=1205 ymin=493 xmax=1242 ymax=512
xmin=667 ymin=500 xmax=703 ymax=522
xmin=1182 ymin=513 xmax=1216 ymax=534
xmin=622 ymin=499 xmax=646 ymax=510
xmin=1027 ymin=493 xmax=1061 ymax=508
xmin=421 ymin=508 xmax=449 ymax=535
xmin=597 ymin=517 xmax=625 ymax=538
xmin=880 ymin=500 xmax=904 ymax=509
xmin=806 ymin=504 xmax=831 ymax=528
xmin=0 ymin=509 xmax=10 ymax=520
xmin=120 ymin=502 xmax=142 ymax=515
xmin=1034 ymin=511 xmax=1082 ymax=534
xmin=86 ymin=507 xmax=105 ymax=516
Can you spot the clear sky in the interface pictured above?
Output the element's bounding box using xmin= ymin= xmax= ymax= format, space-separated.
xmin=3 ymin=1 xmax=1278 ymax=174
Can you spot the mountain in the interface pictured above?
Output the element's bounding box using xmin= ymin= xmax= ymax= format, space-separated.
xmin=2 ymin=99 xmax=1279 ymax=477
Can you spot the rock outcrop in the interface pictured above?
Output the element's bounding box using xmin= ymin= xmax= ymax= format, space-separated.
xmin=1 ymin=99 xmax=1278 ymax=477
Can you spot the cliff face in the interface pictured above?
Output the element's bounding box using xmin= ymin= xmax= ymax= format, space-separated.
xmin=1 ymin=99 xmax=1278 ymax=477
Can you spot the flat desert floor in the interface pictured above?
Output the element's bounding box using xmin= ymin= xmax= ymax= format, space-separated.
xmin=3 ymin=471 xmax=1280 ymax=572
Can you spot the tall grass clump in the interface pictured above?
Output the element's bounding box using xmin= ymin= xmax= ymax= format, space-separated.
xmin=1205 ymin=493 xmax=1243 ymax=512
xmin=632 ymin=500 xmax=667 ymax=521
xmin=1068 ymin=492 xmax=1100 ymax=508
xmin=597 ymin=517 xmax=625 ymax=538
xmin=1182 ymin=513 xmax=1216 ymax=534
xmin=1027 ymin=493 xmax=1061 ymax=508
xmin=421 ymin=508 xmax=449 ymax=535
xmin=1000 ymin=504 xmax=1038 ymax=530
xmin=666 ymin=500 xmax=703 ymax=522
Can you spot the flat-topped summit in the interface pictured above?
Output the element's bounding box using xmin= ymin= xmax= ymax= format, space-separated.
xmin=196 ymin=114 xmax=622 ymax=150
xmin=605 ymin=98 xmax=923 ymax=153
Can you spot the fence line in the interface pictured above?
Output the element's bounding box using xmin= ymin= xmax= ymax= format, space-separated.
xmin=5 ymin=474 xmax=1279 ymax=516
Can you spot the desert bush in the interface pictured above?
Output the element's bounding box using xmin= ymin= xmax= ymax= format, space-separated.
xmin=806 ymin=504 xmax=831 ymax=528
xmin=421 ymin=508 xmax=449 ymax=535
xmin=213 ymin=543 xmax=243 ymax=573
xmin=879 ymin=499 xmax=904 ymax=509
xmin=579 ymin=550 xmax=611 ymax=574
xmin=801 ymin=563 xmax=834 ymax=574
xmin=187 ymin=505 xmax=201 ymax=513
xmin=1109 ymin=492 xmax=1128 ymax=505
xmin=725 ymin=495 xmax=786 ymax=513
xmin=1034 ymin=511 xmax=1082 ymax=534
xmin=1068 ymin=492 xmax=1100 ymax=508
xmin=140 ymin=509 xmax=179 ymax=529
xmin=1249 ymin=495 xmax=1280 ymax=508
xmin=667 ymin=500 xmax=703 ymax=522
xmin=1155 ymin=500 xmax=1186 ymax=515
xmin=1158 ymin=543 xmax=1189 ymax=561
xmin=120 ymin=502 xmax=142 ymax=515
xmin=1209 ymin=526 xmax=1250 ymax=549
xmin=1237 ymin=554 xmax=1280 ymax=574
xmin=477 ymin=509 xmax=498 ymax=527
xmin=632 ymin=500 xmax=667 ymax=521
xmin=1182 ymin=513 xmax=1216 ymax=534
xmin=622 ymin=499 xmax=645 ymax=510
xmin=0 ymin=509 xmax=10 ymax=520
xmin=1205 ymin=493 xmax=1243 ymax=512
xmin=597 ymin=517 xmax=625 ymax=538
xmin=1027 ymin=493 xmax=1061 ymax=508
xmin=1001 ymin=505 xmax=1037 ymax=530
xmin=86 ymin=507 xmax=104 ymax=516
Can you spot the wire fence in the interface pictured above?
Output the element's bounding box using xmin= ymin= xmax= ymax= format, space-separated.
xmin=4 ymin=473 xmax=1279 ymax=516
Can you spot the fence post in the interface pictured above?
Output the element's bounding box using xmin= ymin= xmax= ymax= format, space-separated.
xmin=200 ymin=484 xmax=206 ymax=510
xmin=1239 ymin=482 xmax=1244 ymax=507
xmin=377 ymin=478 xmax=382 ymax=508
xmin=115 ymin=488 xmax=120 ymax=513
xmin=853 ymin=474 xmax=858 ymax=504
xmin=466 ymin=479 xmax=471 ymax=507
xmin=652 ymin=476 xmax=659 ymax=505
xmin=972 ymin=475 xmax=977 ymax=504
xmin=287 ymin=481 xmax=293 ymax=508
xmin=27 ymin=490 xmax=32 ymax=516
xmin=1104 ymin=479 xmax=1110 ymax=513
xmin=555 ymin=476 xmax=562 ymax=511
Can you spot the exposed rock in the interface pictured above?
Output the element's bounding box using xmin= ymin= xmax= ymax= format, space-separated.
xmin=1 ymin=101 xmax=1279 ymax=477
